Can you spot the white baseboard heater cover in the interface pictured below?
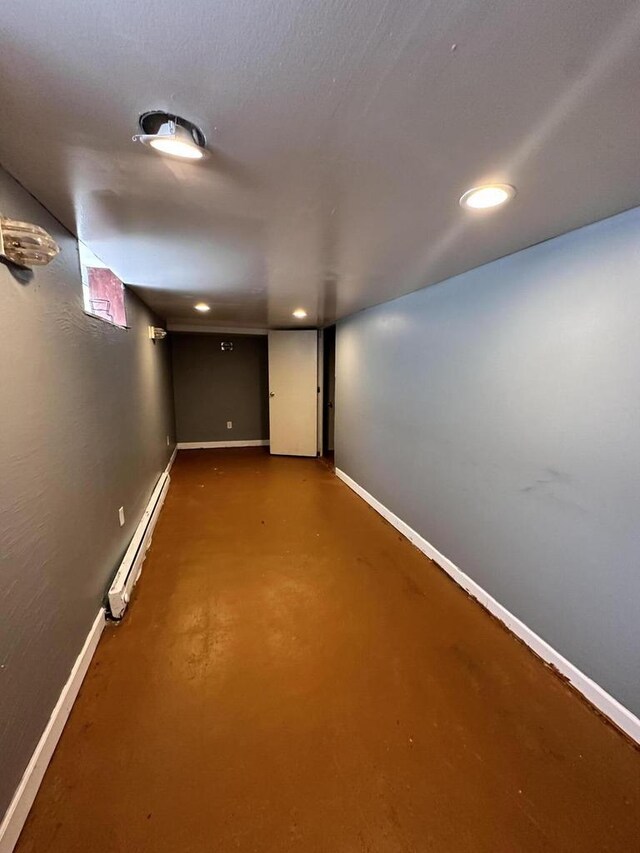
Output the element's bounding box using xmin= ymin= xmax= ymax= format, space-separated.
xmin=108 ymin=472 xmax=170 ymax=619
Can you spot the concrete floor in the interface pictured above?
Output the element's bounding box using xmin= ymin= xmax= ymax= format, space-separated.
xmin=16 ymin=449 xmax=639 ymax=852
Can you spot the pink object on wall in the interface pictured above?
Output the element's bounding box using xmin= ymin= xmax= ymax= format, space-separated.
xmin=86 ymin=267 xmax=127 ymax=327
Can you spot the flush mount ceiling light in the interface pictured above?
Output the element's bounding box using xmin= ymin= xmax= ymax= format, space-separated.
xmin=0 ymin=216 xmax=60 ymax=267
xmin=292 ymin=308 xmax=307 ymax=319
xmin=194 ymin=302 xmax=211 ymax=313
xmin=459 ymin=183 xmax=516 ymax=211
xmin=133 ymin=111 xmax=208 ymax=161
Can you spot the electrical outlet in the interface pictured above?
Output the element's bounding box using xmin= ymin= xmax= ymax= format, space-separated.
xmin=118 ymin=506 xmax=125 ymax=527
xmin=227 ymin=421 xmax=233 ymax=429
xmin=166 ymin=435 xmax=170 ymax=446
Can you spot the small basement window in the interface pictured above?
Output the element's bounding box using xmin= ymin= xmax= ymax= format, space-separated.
xmin=79 ymin=242 xmax=127 ymax=328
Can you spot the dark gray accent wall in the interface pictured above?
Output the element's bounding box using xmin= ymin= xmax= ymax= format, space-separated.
xmin=171 ymin=333 xmax=269 ymax=442
xmin=0 ymin=168 xmax=175 ymax=816
xmin=336 ymin=207 xmax=640 ymax=716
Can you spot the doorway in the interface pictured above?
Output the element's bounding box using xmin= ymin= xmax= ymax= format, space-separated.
xmin=268 ymin=330 xmax=318 ymax=456
xmin=322 ymin=324 xmax=336 ymax=465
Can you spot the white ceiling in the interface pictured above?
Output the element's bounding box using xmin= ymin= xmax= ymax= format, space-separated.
xmin=1 ymin=0 xmax=639 ymax=329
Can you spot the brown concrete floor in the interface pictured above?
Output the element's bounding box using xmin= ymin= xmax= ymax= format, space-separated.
xmin=16 ymin=449 xmax=639 ymax=852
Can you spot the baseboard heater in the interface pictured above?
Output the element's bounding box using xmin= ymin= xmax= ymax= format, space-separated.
xmin=107 ymin=472 xmax=170 ymax=619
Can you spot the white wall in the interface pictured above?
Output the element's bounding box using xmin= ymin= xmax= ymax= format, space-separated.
xmin=336 ymin=207 xmax=640 ymax=716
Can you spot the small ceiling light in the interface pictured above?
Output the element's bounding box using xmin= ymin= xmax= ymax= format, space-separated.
xmin=292 ymin=308 xmax=307 ymax=319
xmin=149 ymin=126 xmax=204 ymax=160
xmin=459 ymin=183 xmax=516 ymax=211
xmin=133 ymin=111 xmax=208 ymax=161
xmin=194 ymin=302 xmax=211 ymax=313
xmin=0 ymin=216 xmax=60 ymax=267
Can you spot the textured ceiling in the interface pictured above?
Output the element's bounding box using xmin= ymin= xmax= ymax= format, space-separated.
xmin=1 ymin=0 xmax=639 ymax=328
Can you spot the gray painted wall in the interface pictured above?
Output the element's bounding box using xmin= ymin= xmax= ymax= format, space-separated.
xmin=336 ymin=207 xmax=640 ymax=716
xmin=0 ymin=168 xmax=175 ymax=815
xmin=171 ymin=333 xmax=269 ymax=442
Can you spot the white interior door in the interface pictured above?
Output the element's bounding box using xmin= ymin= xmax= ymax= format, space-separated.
xmin=268 ymin=330 xmax=318 ymax=456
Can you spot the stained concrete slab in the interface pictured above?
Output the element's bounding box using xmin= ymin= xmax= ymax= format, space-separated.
xmin=15 ymin=449 xmax=640 ymax=851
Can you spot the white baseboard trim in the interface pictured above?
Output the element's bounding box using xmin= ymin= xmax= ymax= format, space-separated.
xmin=0 ymin=608 xmax=106 ymax=853
xmin=166 ymin=446 xmax=177 ymax=472
xmin=335 ymin=467 xmax=640 ymax=745
xmin=107 ymin=471 xmax=171 ymax=619
xmin=177 ymin=440 xmax=270 ymax=449
xmin=0 ymin=449 xmax=177 ymax=850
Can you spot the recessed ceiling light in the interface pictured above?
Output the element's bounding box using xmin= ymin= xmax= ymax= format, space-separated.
xmin=149 ymin=131 xmax=205 ymax=160
xmin=133 ymin=112 xmax=208 ymax=161
xmin=459 ymin=183 xmax=516 ymax=211
xmin=292 ymin=308 xmax=307 ymax=319
xmin=194 ymin=302 xmax=210 ymax=313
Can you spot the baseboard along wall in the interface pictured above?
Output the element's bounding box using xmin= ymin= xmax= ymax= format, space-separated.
xmin=177 ymin=439 xmax=269 ymax=449
xmin=335 ymin=467 xmax=640 ymax=745
xmin=0 ymin=448 xmax=177 ymax=853
xmin=0 ymin=609 xmax=105 ymax=853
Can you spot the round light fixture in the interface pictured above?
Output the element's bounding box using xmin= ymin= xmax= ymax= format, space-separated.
xmin=133 ymin=112 xmax=208 ymax=161
xmin=149 ymin=129 xmax=204 ymax=160
xmin=194 ymin=302 xmax=211 ymax=313
xmin=459 ymin=183 xmax=516 ymax=210
xmin=292 ymin=308 xmax=307 ymax=319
